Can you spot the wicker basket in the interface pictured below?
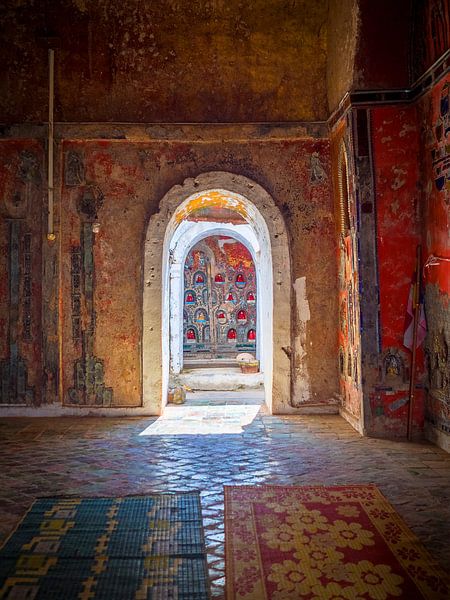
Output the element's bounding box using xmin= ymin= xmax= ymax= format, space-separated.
xmin=240 ymin=361 xmax=259 ymax=374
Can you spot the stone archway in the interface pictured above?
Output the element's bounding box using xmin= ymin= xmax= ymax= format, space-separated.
xmin=143 ymin=172 xmax=291 ymax=415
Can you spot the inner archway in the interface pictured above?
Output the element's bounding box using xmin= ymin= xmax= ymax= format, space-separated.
xmin=165 ymin=197 xmax=269 ymax=396
xmin=143 ymin=172 xmax=291 ymax=415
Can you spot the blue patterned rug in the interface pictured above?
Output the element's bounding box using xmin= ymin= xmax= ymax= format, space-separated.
xmin=0 ymin=493 xmax=210 ymax=599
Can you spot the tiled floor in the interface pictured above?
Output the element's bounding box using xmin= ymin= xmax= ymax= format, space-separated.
xmin=1 ymin=391 xmax=450 ymax=599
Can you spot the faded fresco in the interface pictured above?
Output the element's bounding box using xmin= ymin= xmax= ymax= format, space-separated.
xmin=0 ymin=141 xmax=43 ymax=406
xmin=419 ymin=74 xmax=450 ymax=438
xmin=411 ymin=0 xmax=450 ymax=81
xmin=0 ymin=0 xmax=328 ymax=123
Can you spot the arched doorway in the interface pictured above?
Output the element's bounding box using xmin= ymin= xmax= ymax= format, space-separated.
xmin=143 ymin=172 xmax=291 ymax=415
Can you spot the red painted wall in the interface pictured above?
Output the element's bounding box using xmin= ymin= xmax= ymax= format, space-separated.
xmin=370 ymin=105 xmax=425 ymax=437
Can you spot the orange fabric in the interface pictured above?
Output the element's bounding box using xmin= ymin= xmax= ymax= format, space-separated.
xmin=225 ymin=485 xmax=449 ymax=599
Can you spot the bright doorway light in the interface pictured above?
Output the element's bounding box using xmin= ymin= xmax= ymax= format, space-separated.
xmin=139 ymin=403 xmax=261 ymax=436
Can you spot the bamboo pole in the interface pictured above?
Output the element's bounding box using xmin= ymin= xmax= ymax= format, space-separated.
xmin=407 ymin=245 xmax=421 ymax=441
xmin=47 ymin=48 xmax=55 ymax=242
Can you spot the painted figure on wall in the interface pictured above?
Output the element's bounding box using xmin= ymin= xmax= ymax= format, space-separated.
xmin=432 ymin=82 xmax=450 ymax=195
xmin=337 ymin=140 xmax=362 ymax=417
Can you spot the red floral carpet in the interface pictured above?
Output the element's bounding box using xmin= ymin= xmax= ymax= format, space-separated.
xmin=225 ymin=485 xmax=449 ymax=599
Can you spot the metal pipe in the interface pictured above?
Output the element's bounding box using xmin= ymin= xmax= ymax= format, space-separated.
xmin=47 ymin=48 xmax=55 ymax=242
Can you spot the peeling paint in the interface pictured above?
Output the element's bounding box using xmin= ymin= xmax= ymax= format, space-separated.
xmin=371 ymin=104 xmax=425 ymax=437
xmin=391 ymin=166 xmax=407 ymax=190
xmin=293 ymin=276 xmax=311 ymax=404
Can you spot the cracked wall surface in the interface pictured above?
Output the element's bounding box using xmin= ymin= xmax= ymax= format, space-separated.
xmin=0 ymin=127 xmax=338 ymax=411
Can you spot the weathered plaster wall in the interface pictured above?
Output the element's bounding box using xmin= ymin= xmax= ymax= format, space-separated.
xmin=1 ymin=0 xmax=328 ymax=123
xmin=369 ymin=105 xmax=425 ymax=438
xmin=418 ymin=74 xmax=450 ymax=449
xmin=0 ymin=128 xmax=338 ymax=411
xmin=61 ymin=142 xmax=143 ymax=407
xmin=280 ymin=141 xmax=338 ymax=407
xmin=327 ymin=0 xmax=359 ymax=112
xmin=0 ymin=141 xmax=44 ymax=405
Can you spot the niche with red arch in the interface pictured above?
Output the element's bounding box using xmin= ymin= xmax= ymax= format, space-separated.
xmin=235 ymin=273 xmax=246 ymax=288
xmin=227 ymin=328 xmax=237 ymax=343
xmin=185 ymin=290 xmax=196 ymax=305
xmin=237 ymin=309 xmax=247 ymax=324
xmin=216 ymin=309 xmax=227 ymax=325
xmin=247 ymin=329 xmax=256 ymax=341
xmin=214 ymin=273 xmax=225 ymax=284
xmin=193 ymin=271 xmax=206 ymax=286
xmin=186 ymin=327 xmax=198 ymax=343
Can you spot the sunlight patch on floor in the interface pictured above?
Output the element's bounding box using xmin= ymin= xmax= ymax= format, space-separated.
xmin=139 ymin=404 xmax=261 ymax=435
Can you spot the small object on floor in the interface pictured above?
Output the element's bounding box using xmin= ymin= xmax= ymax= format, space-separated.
xmin=0 ymin=493 xmax=210 ymax=599
xmin=236 ymin=353 xmax=259 ymax=373
xmin=168 ymin=386 xmax=186 ymax=404
xmin=236 ymin=353 xmax=255 ymax=363
xmin=239 ymin=361 xmax=259 ymax=374
xmin=225 ymin=484 xmax=450 ymax=600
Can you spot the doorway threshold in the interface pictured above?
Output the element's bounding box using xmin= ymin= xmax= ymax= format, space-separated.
xmin=174 ymin=367 xmax=263 ymax=391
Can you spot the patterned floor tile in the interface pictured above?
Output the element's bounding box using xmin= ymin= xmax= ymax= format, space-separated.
xmin=1 ymin=392 xmax=450 ymax=599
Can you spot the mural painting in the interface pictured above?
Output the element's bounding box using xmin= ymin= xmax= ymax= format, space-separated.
xmin=411 ymin=0 xmax=450 ymax=81
xmin=333 ymin=127 xmax=362 ymax=425
xmin=66 ymin=186 xmax=113 ymax=406
xmin=183 ymin=236 xmax=256 ymax=359
xmin=0 ymin=142 xmax=43 ymax=405
xmin=420 ymin=74 xmax=450 ymax=437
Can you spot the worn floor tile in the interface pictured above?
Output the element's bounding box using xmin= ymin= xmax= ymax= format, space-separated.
xmin=1 ymin=391 xmax=450 ymax=599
